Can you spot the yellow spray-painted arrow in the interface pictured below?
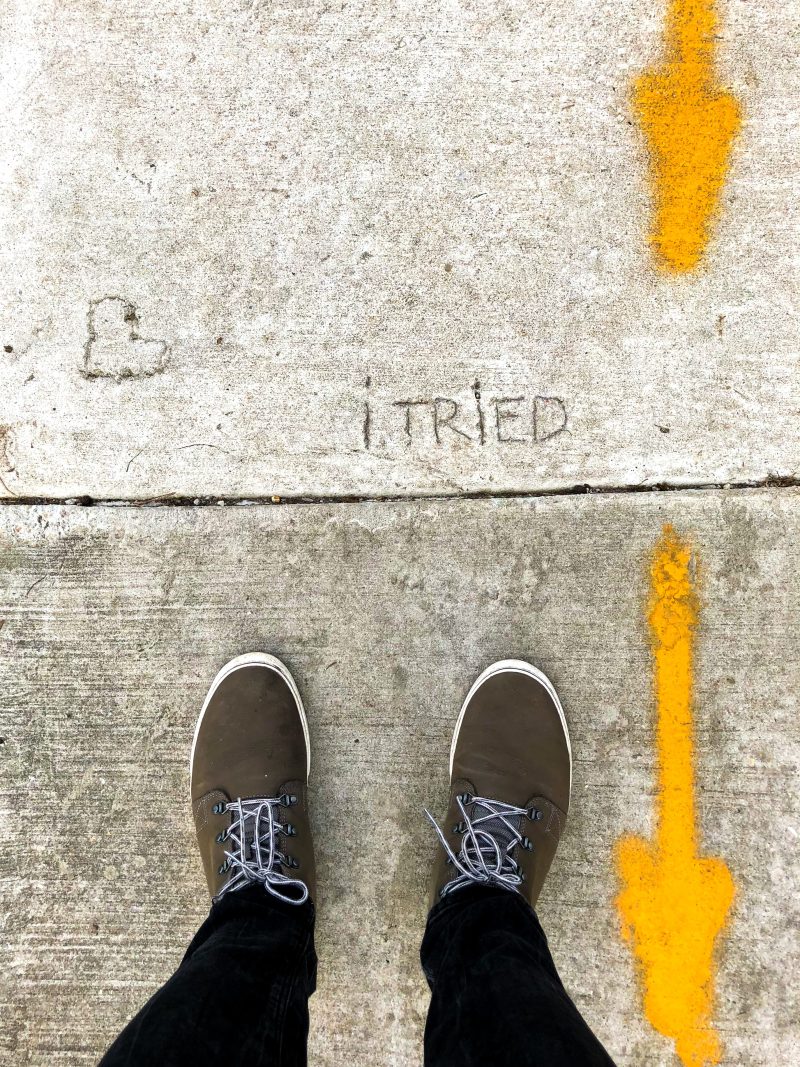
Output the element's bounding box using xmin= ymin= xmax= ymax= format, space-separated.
xmin=615 ymin=526 xmax=735 ymax=1066
xmin=634 ymin=0 xmax=742 ymax=272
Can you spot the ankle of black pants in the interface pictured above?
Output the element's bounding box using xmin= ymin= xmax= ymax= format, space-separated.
xmin=420 ymin=883 xmax=617 ymax=1067
xmin=100 ymin=883 xmax=318 ymax=1067
xmin=183 ymin=882 xmax=317 ymax=965
xmin=425 ymin=882 xmax=540 ymax=930
xmin=420 ymin=882 xmax=562 ymax=991
xmin=192 ymin=879 xmax=316 ymax=930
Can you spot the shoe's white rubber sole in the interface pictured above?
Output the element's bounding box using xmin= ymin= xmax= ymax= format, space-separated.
xmin=449 ymin=658 xmax=573 ymax=794
xmin=189 ymin=652 xmax=311 ymax=793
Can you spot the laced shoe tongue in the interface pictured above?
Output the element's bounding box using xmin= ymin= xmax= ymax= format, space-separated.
xmin=426 ymin=794 xmax=530 ymax=899
xmin=217 ymin=797 xmax=308 ymax=906
xmin=466 ymin=800 xmax=523 ymax=862
xmin=243 ymin=823 xmax=260 ymax=863
xmin=241 ymin=801 xmax=283 ymax=869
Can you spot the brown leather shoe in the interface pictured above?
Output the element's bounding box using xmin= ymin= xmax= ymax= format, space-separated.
xmin=190 ymin=653 xmax=315 ymax=906
xmin=428 ymin=659 xmax=572 ymax=910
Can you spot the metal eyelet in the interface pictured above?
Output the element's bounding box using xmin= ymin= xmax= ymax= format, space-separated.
xmin=217 ymin=860 xmax=230 ymax=874
xmin=279 ymin=793 xmax=298 ymax=807
xmin=284 ymin=824 xmax=296 ymax=836
xmin=528 ymin=806 xmax=543 ymax=822
xmin=457 ymin=792 xmax=472 ymax=804
xmin=216 ymin=831 xmax=226 ymax=843
xmin=452 ymin=822 xmax=466 ymax=834
xmin=212 ymin=802 xmax=226 ymax=815
xmin=521 ymin=836 xmax=533 ymax=851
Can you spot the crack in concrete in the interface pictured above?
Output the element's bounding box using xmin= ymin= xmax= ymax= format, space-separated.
xmin=0 ymin=475 xmax=796 ymax=509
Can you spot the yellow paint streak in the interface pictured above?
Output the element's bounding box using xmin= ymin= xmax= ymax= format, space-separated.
xmin=634 ymin=0 xmax=742 ymax=271
xmin=615 ymin=526 xmax=735 ymax=1066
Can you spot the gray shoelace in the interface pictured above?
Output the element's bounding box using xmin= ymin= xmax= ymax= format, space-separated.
xmin=425 ymin=793 xmax=533 ymax=897
xmin=215 ymin=797 xmax=309 ymax=906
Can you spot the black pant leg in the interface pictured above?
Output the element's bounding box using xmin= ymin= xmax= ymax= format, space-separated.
xmin=420 ymin=884 xmax=616 ymax=1067
xmin=99 ymin=886 xmax=317 ymax=1067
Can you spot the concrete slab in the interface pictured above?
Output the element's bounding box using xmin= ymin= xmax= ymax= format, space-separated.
xmin=0 ymin=490 xmax=797 ymax=1064
xmin=1 ymin=1 xmax=797 ymax=499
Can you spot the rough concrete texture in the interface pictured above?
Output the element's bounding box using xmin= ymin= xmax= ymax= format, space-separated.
xmin=0 ymin=492 xmax=797 ymax=1065
xmin=1 ymin=0 xmax=798 ymax=1063
xmin=0 ymin=0 xmax=798 ymax=498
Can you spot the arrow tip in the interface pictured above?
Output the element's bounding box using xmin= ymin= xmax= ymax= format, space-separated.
xmin=616 ymin=838 xmax=735 ymax=1066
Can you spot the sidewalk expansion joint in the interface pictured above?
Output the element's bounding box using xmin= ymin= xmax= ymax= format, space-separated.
xmin=0 ymin=475 xmax=796 ymax=509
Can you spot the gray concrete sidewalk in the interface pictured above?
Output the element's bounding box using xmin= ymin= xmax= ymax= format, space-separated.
xmin=1 ymin=491 xmax=797 ymax=1065
xmin=1 ymin=1 xmax=798 ymax=1064
xmin=1 ymin=0 xmax=797 ymax=500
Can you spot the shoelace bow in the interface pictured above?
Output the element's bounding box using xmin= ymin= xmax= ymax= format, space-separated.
xmin=425 ymin=793 xmax=534 ymax=897
xmin=216 ymin=796 xmax=308 ymax=906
